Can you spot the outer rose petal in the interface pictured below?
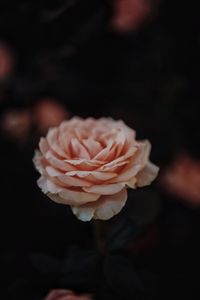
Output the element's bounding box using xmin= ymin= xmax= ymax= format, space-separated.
xmin=37 ymin=176 xmax=62 ymax=194
xmin=33 ymin=150 xmax=47 ymax=175
xmin=47 ymin=127 xmax=67 ymax=158
xmin=135 ymin=161 xmax=159 ymax=187
xmin=65 ymin=170 xmax=117 ymax=182
xmin=45 ymin=150 xmax=76 ymax=171
xmin=56 ymin=188 xmax=100 ymax=205
xmin=71 ymin=188 xmax=128 ymax=221
xmin=44 ymin=290 xmax=73 ymax=300
xmin=83 ymin=183 xmax=125 ymax=195
xmin=44 ymin=289 xmax=92 ymax=300
xmin=39 ymin=137 xmax=49 ymax=155
xmin=37 ymin=176 xmax=100 ymax=205
xmin=58 ymin=174 xmax=92 ymax=187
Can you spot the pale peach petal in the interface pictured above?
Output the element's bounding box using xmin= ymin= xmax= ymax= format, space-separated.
xmin=47 ymin=127 xmax=67 ymax=158
xmin=70 ymin=138 xmax=90 ymax=159
xmin=39 ymin=137 xmax=49 ymax=155
xmin=99 ymin=145 xmax=138 ymax=169
xmin=58 ymin=174 xmax=92 ymax=187
xmin=100 ymin=128 xmax=119 ymax=142
xmin=44 ymin=289 xmax=73 ymax=300
xmin=135 ymin=161 xmax=159 ymax=187
xmin=46 ymin=166 xmax=63 ymax=177
xmin=65 ymin=170 xmax=117 ymax=181
xmin=45 ymin=150 xmax=76 ymax=171
xmin=83 ymin=182 xmax=125 ymax=195
xmin=98 ymin=160 xmax=130 ymax=172
xmin=108 ymin=141 xmax=150 ymax=181
xmin=47 ymin=192 xmax=63 ymax=204
xmin=37 ymin=176 xmax=62 ymax=194
xmin=45 ymin=189 xmax=100 ymax=206
xmin=111 ymin=163 xmax=142 ymax=183
xmin=71 ymin=188 xmax=128 ymax=221
xmin=82 ymin=139 xmax=103 ymax=157
xmin=58 ymin=188 xmax=100 ymax=205
xmin=115 ymin=139 xmax=126 ymax=157
xmin=101 ymin=142 xmax=119 ymax=162
xmin=62 ymin=131 xmax=75 ymax=158
xmin=46 ymin=127 xmax=58 ymax=144
xmin=64 ymin=159 xmax=104 ymax=171
xmin=58 ymin=131 xmax=70 ymax=158
xmin=135 ymin=140 xmax=151 ymax=165
xmin=37 ymin=176 xmax=48 ymax=193
xmin=33 ymin=150 xmax=47 ymax=175
xmin=126 ymin=176 xmax=137 ymax=188
xmin=93 ymin=140 xmax=114 ymax=160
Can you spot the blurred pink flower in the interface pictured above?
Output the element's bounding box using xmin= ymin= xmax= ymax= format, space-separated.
xmin=1 ymin=109 xmax=32 ymax=143
xmin=161 ymin=154 xmax=200 ymax=205
xmin=33 ymin=98 xmax=70 ymax=134
xmin=33 ymin=117 xmax=159 ymax=221
xmin=0 ymin=42 xmax=14 ymax=80
xmin=111 ymin=0 xmax=155 ymax=32
xmin=44 ymin=289 xmax=92 ymax=300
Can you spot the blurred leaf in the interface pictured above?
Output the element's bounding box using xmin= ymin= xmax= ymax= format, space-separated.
xmin=105 ymin=218 xmax=145 ymax=252
xmin=103 ymin=255 xmax=145 ymax=299
xmin=126 ymin=189 xmax=160 ymax=225
xmin=30 ymin=253 xmax=61 ymax=273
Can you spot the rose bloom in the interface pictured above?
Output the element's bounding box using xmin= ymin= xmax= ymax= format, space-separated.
xmin=33 ymin=98 xmax=70 ymax=134
xmin=1 ymin=109 xmax=32 ymax=143
xmin=0 ymin=42 xmax=14 ymax=80
xmin=33 ymin=117 xmax=159 ymax=221
xmin=111 ymin=0 xmax=154 ymax=32
xmin=161 ymin=154 xmax=200 ymax=205
xmin=44 ymin=289 xmax=92 ymax=300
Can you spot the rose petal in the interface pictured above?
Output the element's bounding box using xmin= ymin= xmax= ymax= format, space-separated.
xmin=83 ymin=182 xmax=125 ymax=195
xmin=37 ymin=176 xmax=62 ymax=194
xmin=46 ymin=166 xmax=63 ymax=177
xmin=98 ymin=160 xmax=130 ymax=172
xmin=104 ymin=145 xmax=138 ymax=166
xmin=65 ymin=170 xmax=117 ymax=182
xmin=58 ymin=188 xmax=100 ymax=205
xmin=136 ymin=161 xmax=159 ymax=187
xmin=64 ymin=158 xmax=104 ymax=171
xmin=111 ymin=163 xmax=142 ymax=183
xmin=134 ymin=140 xmax=151 ymax=165
xmin=33 ymin=150 xmax=47 ymax=175
xmin=47 ymin=127 xmax=67 ymax=157
xmin=39 ymin=137 xmax=49 ymax=155
xmin=93 ymin=140 xmax=114 ymax=160
xmin=71 ymin=188 xmax=128 ymax=221
xmin=58 ymin=174 xmax=92 ymax=187
xmin=82 ymin=139 xmax=103 ymax=158
xmin=70 ymin=138 xmax=91 ymax=159
xmin=44 ymin=289 xmax=73 ymax=300
xmin=45 ymin=150 xmax=76 ymax=171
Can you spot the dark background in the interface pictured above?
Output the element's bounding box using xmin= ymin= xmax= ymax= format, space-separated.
xmin=0 ymin=0 xmax=200 ymax=299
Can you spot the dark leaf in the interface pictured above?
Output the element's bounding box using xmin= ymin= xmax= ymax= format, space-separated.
xmin=104 ymin=255 xmax=145 ymax=299
xmin=30 ymin=253 xmax=61 ymax=273
xmin=105 ymin=218 xmax=145 ymax=252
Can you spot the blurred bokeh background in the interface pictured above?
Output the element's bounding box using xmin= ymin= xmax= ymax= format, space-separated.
xmin=0 ymin=0 xmax=200 ymax=299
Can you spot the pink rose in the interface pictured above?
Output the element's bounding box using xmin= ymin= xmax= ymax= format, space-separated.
xmin=111 ymin=0 xmax=154 ymax=32
xmin=0 ymin=42 xmax=14 ymax=80
xmin=44 ymin=289 xmax=92 ymax=300
xmin=1 ymin=109 xmax=32 ymax=143
xmin=33 ymin=98 xmax=70 ymax=134
xmin=161 ymin=154 xmax=200 ymax=205
xmin=33 ymin=117 xmax=159 ymax=221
